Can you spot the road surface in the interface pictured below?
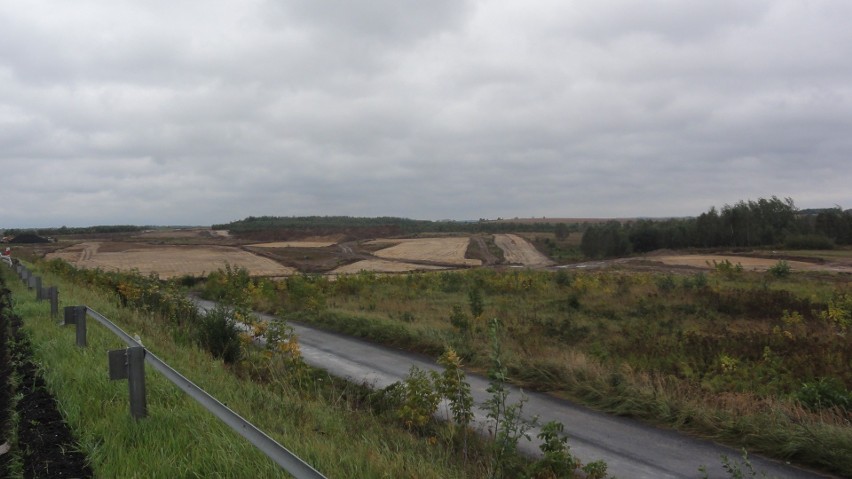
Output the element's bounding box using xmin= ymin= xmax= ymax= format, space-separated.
xmin=194 ymin=299 xmax=834 ymax=479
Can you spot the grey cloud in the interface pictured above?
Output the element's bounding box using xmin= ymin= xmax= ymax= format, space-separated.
xmin=1 ymin=1 xmax=851 ymax=228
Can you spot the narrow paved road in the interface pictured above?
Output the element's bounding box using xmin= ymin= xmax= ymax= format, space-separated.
xmin=194 ymin=299 xmax=834 ymax=479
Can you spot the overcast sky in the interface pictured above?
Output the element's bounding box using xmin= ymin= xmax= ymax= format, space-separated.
xmin=1 ymin=1 xmax=851 ymax=227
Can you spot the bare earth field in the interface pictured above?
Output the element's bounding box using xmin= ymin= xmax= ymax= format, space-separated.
xmin=331 ymin=259 xmax=448 ymax=274
xmin=250 ymin=241 xmax=338 ymax=248
xmin=46 ymin=242 xmax=295 ymax=279
xmin=494 ymin=234 xmax=554 ymax=267
xmin=367 ymin=237 xmax=482 ymax=267
xmin=131 ymin=228 xmax=230 ymax=239
xmin=650 ymin=254 xmax=852 ymax=273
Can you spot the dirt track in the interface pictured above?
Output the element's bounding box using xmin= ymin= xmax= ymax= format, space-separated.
xmin=494 ymin=234 xmax=554 ymax=266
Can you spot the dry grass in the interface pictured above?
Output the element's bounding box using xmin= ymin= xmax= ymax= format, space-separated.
xmin=367 ymin=237 xmax=481 ymax=266
xmin=46 ymin=242 xmax=295 ymax=279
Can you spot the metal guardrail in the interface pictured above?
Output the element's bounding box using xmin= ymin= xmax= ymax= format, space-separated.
xmin=81 ymin=307 xmax=327 ymax=479
xmin=3 ymin=262 xmax=326 ymax=479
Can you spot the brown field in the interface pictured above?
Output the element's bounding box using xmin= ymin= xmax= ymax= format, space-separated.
xmin=250 ymin=241 xmax=337 ymax=248
xmin=650 ymin=254 xmax=852 ymax=272
xmin=494 ymin=234 xmax=554 ymax=266
xmin=330 ymin=259 xmax=448 ymax=274
xmin=367 ymin=237 xmax=481 ymax=266
xmin=46 ymin=242 xmax=295 ymax=279
xmin=131 ymin=228 xmax=230 ymax=239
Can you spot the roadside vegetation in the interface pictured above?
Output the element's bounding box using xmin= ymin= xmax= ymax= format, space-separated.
xmin=195 ymin=261 xmax=852 ymax=476
xmin=2 ymin=264 xmax=496 ymax=477
xmin=8 ymin=260 xmax=623 ymax=478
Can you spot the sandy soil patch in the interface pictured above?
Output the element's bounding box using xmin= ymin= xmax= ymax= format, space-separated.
xmin=652 ymin=255 xmax=825 ymax=272
xmin=367 ymin=237 xmax=481 ymax=266
xmin=250 ymin=241 xmax=337 ymax=248
xmin=331 ymin=259 xmax=447 ymax=274
xmin=46 ymin=242 xmax=295 ymax=279
xmin=494 ymin=234 xmax=554 ymax=267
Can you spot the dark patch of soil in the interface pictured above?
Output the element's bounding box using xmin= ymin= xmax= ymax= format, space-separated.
xmin=235 ymin=225 xmax=405 ymax=243
xmin=0 ymin=289 xmax=12 ymax=476
xmin=0 ymin=284 xmax=93 ymax=478
xmin=8 ymin=234 xmax=50 ymax=244
xmin=466 ymin=235 xmax=500 ymax=265
xmin=244 ymin=245 xmax=349 ymax=273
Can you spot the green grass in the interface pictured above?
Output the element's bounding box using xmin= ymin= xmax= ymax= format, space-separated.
xmin=2 ymin=265 xmax=489 ymax=478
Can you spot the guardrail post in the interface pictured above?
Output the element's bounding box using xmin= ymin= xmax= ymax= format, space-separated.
xmin=27 ymin=274 xmax=37 ymax=291
xmin=63 ymin=306 xmax=87 ymax=347
xmin=109 ymin=346 xmax=147 ymax=419
xmin=49 ymin=287 xmax=59 ymax=318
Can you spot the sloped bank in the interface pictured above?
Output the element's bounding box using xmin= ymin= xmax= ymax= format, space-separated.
xmin=0 ymin=284 xmax=92 ymax=478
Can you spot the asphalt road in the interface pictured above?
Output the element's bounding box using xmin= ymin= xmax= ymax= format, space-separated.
xmin=194 ymin=299 xmax=835 ymax=479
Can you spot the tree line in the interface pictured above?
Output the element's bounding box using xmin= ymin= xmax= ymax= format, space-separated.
xmin=581 ymin=197 xmax=852 ymax=258
xmin=214 ymin=215 xmax=581 ymax=235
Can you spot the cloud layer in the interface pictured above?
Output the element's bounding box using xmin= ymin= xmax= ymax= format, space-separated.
xmin=2 ymin=1 xmax=850 ymax=227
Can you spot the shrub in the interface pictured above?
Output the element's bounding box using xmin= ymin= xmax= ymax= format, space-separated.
xmin=197 ymin=305 xmax=244 ymax=364
xmin=449 ymin=305 xmax=470 ymax=334
xmin=682 ymin=272 xmax=708 ymax=289
xmin=797 ymin=377 xmax=852 ymax=411
xmin=768 ymin=260 xmax=792 ymax=278
xmin=655 ymin=274 xmax=677 ymax=293
xmin=469 ymin=287 xmax=484 ymax=319
xmin=396 ymin=366 xmax=441 ymax=431
xmin=528 ymin=421 xmax=579 ymax=478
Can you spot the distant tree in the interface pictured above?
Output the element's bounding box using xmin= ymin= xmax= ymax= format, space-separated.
xmin=581 ymin=221 xmax=631 ymax=258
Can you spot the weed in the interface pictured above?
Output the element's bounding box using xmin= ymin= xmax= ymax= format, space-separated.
xmin=484 ymin=318 xmax=535 ymax=478
xmin=527 ymin=421 xmax=579 ymax=478
xmin=767 ymin=260 xmax=792 ymax=278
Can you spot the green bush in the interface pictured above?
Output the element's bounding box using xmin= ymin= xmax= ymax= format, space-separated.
xmin=197 ymin=305 xmax=244 ymax=364
xmin=797 ymin=377 xmax=852 ymax=411
xmin=768 ymin=260 xmax=792 ymax=278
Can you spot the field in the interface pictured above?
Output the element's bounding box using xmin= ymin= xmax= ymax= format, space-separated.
xmin=30 ymin=227 xmax=852 ymax=279
xmin=45 ymin=241 xmax=295 ymax=279
xmin=368 ymin=237 xmax=482 ymax=267
xmin=250 ymin=241 xmax=338 ymax=248
xmin=331 ymin=259 xmax=447 ymax=274
xmin=648 ymin=254 xmax=852 ymax=273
